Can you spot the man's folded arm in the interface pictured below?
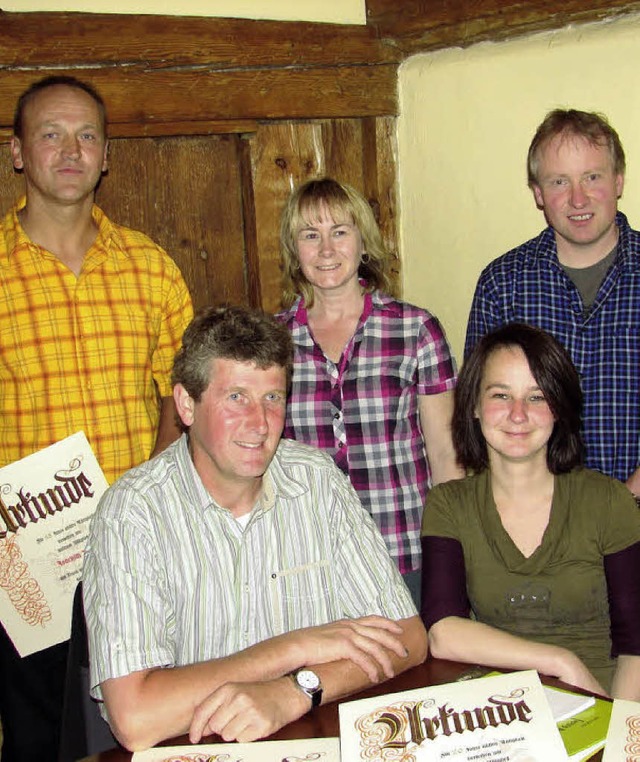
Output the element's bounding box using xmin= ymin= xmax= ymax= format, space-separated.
xmin=101 ymin=614 xmax=426 ymax=751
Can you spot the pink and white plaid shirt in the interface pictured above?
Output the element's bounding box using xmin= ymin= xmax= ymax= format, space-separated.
xmin=277 ymin=290 xmax=457 ymax=574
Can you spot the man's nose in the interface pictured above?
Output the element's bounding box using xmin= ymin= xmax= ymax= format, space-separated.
xmin=61 ymin=135 xmax=81 ymax=159
xmin=569 ymin=181 xmax=588 ymax=208
xmin=248 ymin=401 xmax=268 ymax=432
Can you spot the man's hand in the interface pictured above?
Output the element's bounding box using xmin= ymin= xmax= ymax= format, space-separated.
xmin=292 ymin=616 xmax=409 ymax=682
xmin=189 ymin=676 xmax=305 ymax=744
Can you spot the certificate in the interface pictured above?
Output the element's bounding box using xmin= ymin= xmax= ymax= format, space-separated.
xmin=132 ymin=737 xmax=340 ymax=761
xmin=602 ymin=697 xmax=640 ymax=761
xmin=0 ymin=432 xmax=108 ymax=656
xmin=339 ymin=669 xmax=568 ymax=761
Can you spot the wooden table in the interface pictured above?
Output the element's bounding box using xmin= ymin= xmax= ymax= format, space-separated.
xmin=77 ymin=658 xmax=604 ymax=761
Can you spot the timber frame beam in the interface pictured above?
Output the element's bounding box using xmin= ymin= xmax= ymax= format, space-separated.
xmin=366 ymin=0 xmax=640 ymax=55
xmin=0 ymin=11 xmax=400 ymax=133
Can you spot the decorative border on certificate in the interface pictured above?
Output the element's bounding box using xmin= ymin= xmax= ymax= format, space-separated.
xmin=603 ymin=698 xmax=640 ymax=761
xmin=0 ymin=432 xmax=108 ymax=656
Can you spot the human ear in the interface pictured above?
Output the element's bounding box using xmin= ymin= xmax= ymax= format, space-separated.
xmin=10 ymin=137 xmax=24 ymax=171
xmin=532 ymin=184 xmax=544 ymax=209
xmin=173 ymin=384 xmax=195 ymax=427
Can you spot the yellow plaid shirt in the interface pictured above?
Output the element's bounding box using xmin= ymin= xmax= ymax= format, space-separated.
xmin=0 ymin=200 xmax=193 ymax=484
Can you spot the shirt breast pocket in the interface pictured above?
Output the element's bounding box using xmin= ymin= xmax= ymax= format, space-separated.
xmin=269 ymin=560 xmax=333 ymax=634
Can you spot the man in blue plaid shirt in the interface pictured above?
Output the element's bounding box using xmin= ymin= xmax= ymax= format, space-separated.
xmin=465 ymin=109 xmax=640 ymax=495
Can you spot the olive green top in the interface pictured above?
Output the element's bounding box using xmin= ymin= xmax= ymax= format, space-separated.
xmin=422 ymin=468 xmax=640 ymax=691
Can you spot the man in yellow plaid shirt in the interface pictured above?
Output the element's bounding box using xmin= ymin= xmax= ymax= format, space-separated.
xmin=0 ymin=75 xmax=193 ymax=762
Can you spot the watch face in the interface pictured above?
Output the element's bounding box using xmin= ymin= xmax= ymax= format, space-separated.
xmin=297 ymin=669 xmax=320 ymax=691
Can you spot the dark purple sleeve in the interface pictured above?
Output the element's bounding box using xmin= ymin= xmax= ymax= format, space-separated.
xmin=604 ymin=540 xmax=640 ymax=657
xmin=420 ymin=535 xmax=471 ymax=630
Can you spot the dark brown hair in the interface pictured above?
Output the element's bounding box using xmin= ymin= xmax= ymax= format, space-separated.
xmin=454 ymin=323 xmax=584 ymax=474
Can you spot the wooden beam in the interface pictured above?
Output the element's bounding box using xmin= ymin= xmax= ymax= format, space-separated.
xmin=0 ymin=66 xmax=398 ymax=128
xmin=0 ymin=11 xmax=400 ymax=68
xmin=366 ymin=0 xmax=640 ymax=54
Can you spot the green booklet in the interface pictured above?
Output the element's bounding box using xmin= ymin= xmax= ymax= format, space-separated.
xmin=550 ymin=686 xmax=612 ymax=761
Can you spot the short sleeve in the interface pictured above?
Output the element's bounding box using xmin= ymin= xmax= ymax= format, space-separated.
xmin=83 ymin=486 xmax=175 ymax=700
xmin=151 ymin=252 xmax=193 ymax=398
xmin=421 ymin=480 xmax=463 ymax=540
xmin=416 ymin=314 xmax=457 ymax=396
xmin=598 ymin=476 xmax=640 ymax=555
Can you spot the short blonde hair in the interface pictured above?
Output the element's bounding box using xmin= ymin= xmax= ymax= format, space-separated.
xmin=280 ymin=177 xmax=395 ymax=309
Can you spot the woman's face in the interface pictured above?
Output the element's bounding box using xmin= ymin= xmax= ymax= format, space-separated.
xmin=295 ymin=202 xmax=364 ymax=296
xmin=475 ymin=345 xmax=555 ymax=468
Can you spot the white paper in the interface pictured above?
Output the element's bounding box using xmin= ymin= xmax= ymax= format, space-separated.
xmin=0 ymin=432 xmax=108 ymax=655
xmin=132 ymin=737 xmax=340 ymax=761
xmin=543 ymin=685 xmax=595 ymax=723
xmin=602 ymin=697 xmax=640 ymax=761
xmin=339 ymin=669 xmax=568 ymax=761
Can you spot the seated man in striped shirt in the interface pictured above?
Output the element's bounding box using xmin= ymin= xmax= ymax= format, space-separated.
xmin=83 ymin=305 xmax=427 ymax=752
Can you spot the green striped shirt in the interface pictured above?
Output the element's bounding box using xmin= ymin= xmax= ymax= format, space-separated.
xmin=84 ymin=435 xmax=416 ymax=699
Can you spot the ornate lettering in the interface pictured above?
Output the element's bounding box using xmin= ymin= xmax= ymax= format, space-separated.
xmin=0 ymin=459 xmax=95 ymax=538
xmin=375 ymin=690 xmax=533 ymax=752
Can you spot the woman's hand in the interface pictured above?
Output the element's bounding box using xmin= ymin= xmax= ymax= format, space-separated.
xmin=550 ymin=649 xmax=608 ymax=697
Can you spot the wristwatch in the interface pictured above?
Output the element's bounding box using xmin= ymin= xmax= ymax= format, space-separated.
xmin=290 ymin=668 xmax=323 ymax=708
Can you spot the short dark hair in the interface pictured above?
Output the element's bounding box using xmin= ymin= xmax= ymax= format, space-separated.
xmin=453 ymin=323 xmax=584 ymax=474
xmin=527 ymin=108 xmax=625 ymax=187
xmin=13 ymin=75 xmax=108 ymax=140
xmin=280 ymin=177 xmax=395 ymax=309
xmin=172 ymin=305 xmax=294 ymax=411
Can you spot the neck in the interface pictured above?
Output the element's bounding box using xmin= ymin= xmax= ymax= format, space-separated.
xmin=488 ymin=457 xmax=553 ymax=500
xmin=19 ymin=195 xmax=97 ymax=276
xmin=555 ymin=225 xmax=619 ymax=269
xmin=307 ymin=281 xmax=364 ymax=320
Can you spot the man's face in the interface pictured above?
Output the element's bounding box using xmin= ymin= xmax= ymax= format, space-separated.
xmin=11 ymin=84 xmax=108 ymax=207
xmin=174 ymin=358 xmax=287 ymax=505
xmin=531 ymin=133 xmax=623 ymax=261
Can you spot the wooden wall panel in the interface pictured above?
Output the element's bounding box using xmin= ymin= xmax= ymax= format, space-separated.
xmin=96 ymin=135 xmax=247 ymax=312
xmin=242 ymin=122 xmax=325 ymax=315
xmin=0 ymin=148 xmax=24 ymax=214
xmin=362 ymin=116 xmax=399 ymax=270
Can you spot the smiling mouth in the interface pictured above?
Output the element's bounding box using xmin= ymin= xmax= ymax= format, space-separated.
xmin=317 ymin=264 xmax=340 ymax=271
xmin=568 ymin=213 xmax=593 ymax=221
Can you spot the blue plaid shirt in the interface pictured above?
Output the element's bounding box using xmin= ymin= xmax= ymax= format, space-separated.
xmin=465 ymin=212 xmax=640 ymax=483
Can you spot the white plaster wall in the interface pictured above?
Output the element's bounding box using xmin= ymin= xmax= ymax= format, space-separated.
xmin=398 ymin=14 xmax=640 ymax=361
xmin=3 ymin=0 xmax=365 ymax=23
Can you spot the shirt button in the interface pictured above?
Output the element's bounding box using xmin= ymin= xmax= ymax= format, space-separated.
xmin=338 ymin=442 xmax=344 ymax=448
xmin=333 ymin=412 xmax=340 ymax=420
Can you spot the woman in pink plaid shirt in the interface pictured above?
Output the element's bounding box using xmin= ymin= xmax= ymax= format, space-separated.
xmin=276 ymin=177 xmax=463 ymax=606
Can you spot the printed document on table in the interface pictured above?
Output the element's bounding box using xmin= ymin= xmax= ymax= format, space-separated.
xmin=0 ymin=432 xmax=108 ymax=655
xmin=602 ymin=697 xmax=640 ymax=761
xmin=339 ymin=669 xmax=568 ymax=761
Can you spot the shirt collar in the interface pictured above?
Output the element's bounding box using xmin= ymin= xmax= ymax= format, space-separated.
xmin=0 ymin=199 xmax=129 ymax=270
xmin=176 ymin=435 xmax=306 ymax=518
